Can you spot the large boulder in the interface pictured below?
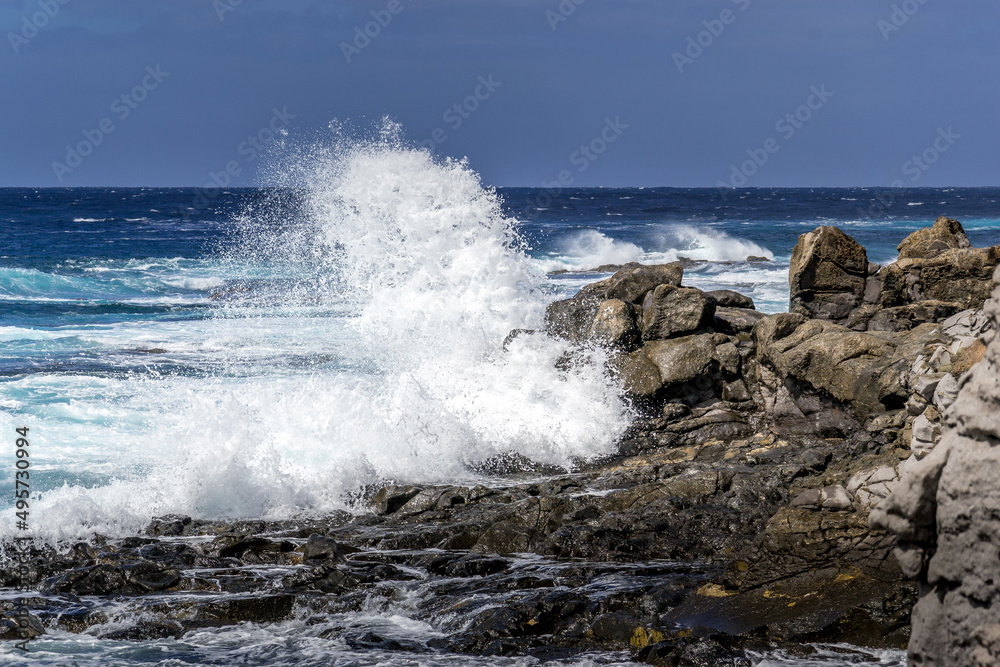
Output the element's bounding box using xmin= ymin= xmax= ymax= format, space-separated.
xmin=543 ymin=293 xmax=602 ymax=343
xmin=707 ymin=289 xmax=755 ymax=310
xmin=588 ymin=299 xmax=640 ymax=350
xmin=580 ymin=261 xmax=683 ymax=304
xmin=644 ymin=334 xmax=718 ymax=385
xmin=641 ymin=285 xmax=716 ymax=340
xmin=789 ymin=226 xmax=869 ymax=321
xmin=897 ymin=216 xmax=971 ymax=260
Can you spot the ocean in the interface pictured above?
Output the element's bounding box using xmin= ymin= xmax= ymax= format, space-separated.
xmin=3 ymin=144 xmax=998 ymax=664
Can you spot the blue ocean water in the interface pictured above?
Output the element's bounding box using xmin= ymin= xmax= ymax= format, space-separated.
xmin=1 ymin=163 xmax=997 ymax=664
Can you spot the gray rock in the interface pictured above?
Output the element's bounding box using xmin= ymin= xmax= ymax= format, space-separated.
xmin=588 ymin=299 xmax=640 ymax=350
xmin=932 ymin=373 xmax=960 ymax=411
xmin=820 ymin=485 xmax=853 ymax=511
xmin=871 ymin=265 xmax=1000 ymax=665
xmin=713 ymin=307 xmax=765 ymax=335
xmin=643 ymin=334 xmax=717 ymax=385
xmin=580 ymin=262 xmax=683 ymax=304
xmin=789 ymin=226 xmax=868 ymax=321
xmin=641 ymin=285 xmax=716 ymax=340
xmin=707 ymin=289 xmax=755 ymax=310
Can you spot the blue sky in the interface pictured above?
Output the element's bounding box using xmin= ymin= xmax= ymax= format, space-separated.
xmin=1 ymin=0 xmax=997 ymax=187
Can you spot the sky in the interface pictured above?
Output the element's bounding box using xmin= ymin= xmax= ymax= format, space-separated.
xmin=1 ymin=0 xmax=997 ymax=188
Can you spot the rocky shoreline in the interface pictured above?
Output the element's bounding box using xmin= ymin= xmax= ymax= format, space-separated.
xmin=3 ymin=216 xmax=998 ymax=665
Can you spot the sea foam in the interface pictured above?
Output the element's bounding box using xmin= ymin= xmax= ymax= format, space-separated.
xmin=7 ymin=128 xmax=630 ymax=542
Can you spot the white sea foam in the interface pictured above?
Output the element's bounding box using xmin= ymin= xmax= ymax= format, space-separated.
xmin=536 ymin=226 xmax=774 ymax=273
xmin=7 ymin=125 xmax=630 ymax=542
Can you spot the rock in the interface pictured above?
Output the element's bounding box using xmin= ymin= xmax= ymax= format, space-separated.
xmin=746 ymin=255 xmax=770 ymax=263
xmin=790 ymin=489 xmax=821 ymax=509
xmin=871 ymin=265 xmax=1000 ymax=664
xmin=0 ymin=612 xmax=45 ymax=640
xmin=707 ymin=290 xmax=755 ymax=310
xmin=580 ymin=262 xmax=684 ymax=304
xmin=912 ymin=374 xmax=943 ymax=402
xmin=643 ymin=335 xmax=717 ymax=386
xmin=544 ymin=293 xmax=602 ymax=342
xmin=866 ymin=300 xmax=964 ymax=332
xmin=713 ymin=307 xmax=765 ymax=335
xmin=932 ymin=373 xmax=959 ymax=411
xmin=145 ymin=515 xmax=193 ymax=537
xmin=370 ymin=485 xmax=422 ymax=515
xmin=952 ymin=338 xmax=987 ymax=377
xmin=897 ymin=216 xmax=971 ymax=260
xmin=611 ymin=348 xmax=664 ymax=397
xmin=916 ymin=247 xmax=1000 ymax=308
xmin=641 ymin=285 xmax=717 ymax=340
xmin=198 ymin=595 xmax=296 ymax=624
xmin=820 ymin=485 xmax=853 ymax=511
xmin=302 ymin=534 xmax=350 ymax=561
xmin=789 ymin=226 xmax=868 ymax=321
xmin=588 ymin=299 xmax=640 ymax=350
xmin=755 ymin=317 xmax=925 ymax=418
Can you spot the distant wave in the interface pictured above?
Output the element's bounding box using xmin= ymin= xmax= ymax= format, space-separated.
xmin=534 ymin=225 xmax=774 ymax=273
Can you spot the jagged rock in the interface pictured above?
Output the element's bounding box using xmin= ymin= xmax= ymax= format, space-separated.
xmin=641 ymin=285 xmax=716 ymax=340
xmin=589 ymin=299 xmax=640 ymax=350
xmin=580 ymin=262 xmax=684 ymax=304
xmin=370 ymin=485 xmax=423 ymax=515
xmin=754 ymin=316 xmax=937 ymax=418
xmin=866 ymin=300 xmax=964 ymax=332
xmin=871 ymin=266 xmax=1000 ymax=665
xmin=707 ymin=290 xmax=755 ymax=310
xmin=897 ymin=216 xmax=971 ymax=260
xmin=789 ymin=226 xmax=868 ymax=321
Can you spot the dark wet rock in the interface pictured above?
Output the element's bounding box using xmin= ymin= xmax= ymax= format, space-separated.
xmin=197 ymin=594 xmax=296 ymax=624
xmin=145 ymin=514 xmax=193 ymax=536
xmin=639 ymin=636 xmax=753 ymax=667
xmin=0 ymin=611 xmax=45 ymax=640
xmin=708 ymin=290 xmax=755 ymax=310
xmin=641 ymin=286 xmax=717 ymax=340
xmin=370 ymin=485 xmax=422 ymax=515
xmin=302 ymin=534 xmax=352 ymax=561
xmin=789 ymin=226 xmax=868 ymax=321
xmin=123 ymin=562 xmax=181 ymax=592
